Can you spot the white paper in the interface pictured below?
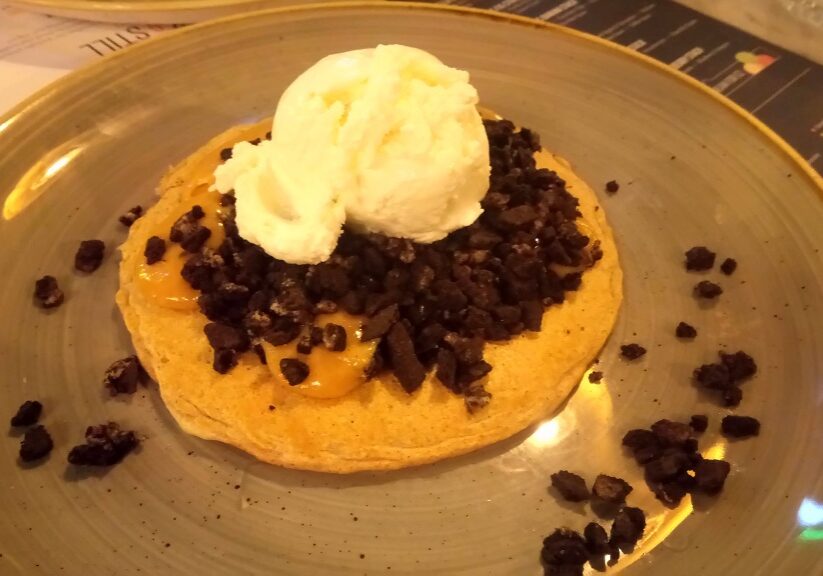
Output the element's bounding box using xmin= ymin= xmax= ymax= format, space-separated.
xmin=0 ymin=3 xmax=179 ymax=113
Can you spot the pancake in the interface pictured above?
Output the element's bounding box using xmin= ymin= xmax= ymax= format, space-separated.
xmin=117 ymin=119 xmax=622 ymax=473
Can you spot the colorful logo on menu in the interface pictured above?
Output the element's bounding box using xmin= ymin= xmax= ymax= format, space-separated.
xmin=735 ymin=51 xmax=776 ymax=75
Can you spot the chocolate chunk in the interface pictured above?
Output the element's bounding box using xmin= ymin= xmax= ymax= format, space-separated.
xmin=118 ymin=205 xmax=143 ymax=227
xmin=644 ymin=450 xmax=690 ymax=482
xmin=722 ymin=387 xmax=743 ymax=407
xmin=609 ymin=507 xmax=646 ymax=550
xmin=588 ymin=371 xmax=603 ymax=384
xmin=541 ymin=528 xmax=588 ymax=567
xmin=720 ymin=258 xmax=737 ymax=275
xmin=550 ymin=470 xmax=590 ymax=502
xmin=10 ymin=400 xmax=42 ymax=427
xmin=653 ymin=479 xmax=690 ymax=506
xmin=464 ymin=382 xmax=491 ymax=413
xmin=19 ymin=425 xmax=53 ymax=462
xmin=721 ymin=415 xmax=760 ymax=438
xmin=650 ymin=419 xmax=693 ymax=447
xmin=591 ymin=474 xmax=633 ymax=504
xmin=694 ymin=459 xmax=731 ymax=493
xmin=689 ymin=414 xmax=709 ymax=433
xmin=280 ymin=358 xmax=309 ymax=385
xmin=74 ymin=240 xmax=105 ymax=273
xmin=620 ymin=343 xmax=646 ymax=360
xmin=684 ymin=246 xmax=716 ymax=271
xmin=103 ymin=355 xmax=143 ymax=395
xmin=520 ymin=300 xmax=544 ymax=331
xmin=720 ymin=350 xmax=757 ymax=381
xmin=67 ymin=422 xmax=139 ymax=466
xmin=360 ymin=303 xmax=399 ymax=341
xmin=213 ymin=348 xmax=238 ymax=374
xmin=694 ymin=362 xmax=731 ymax=389
xmin=622 ymin=428 xmax=661 ymax=460
xmin=386 ymin=323 xmax=427 ymax=393
xmin=322 ymin=323 xmax=347 ymax=352
xmin=34 ymin=275 xmax=64 ymax=308
xmin=675 ymin=321 xmax=697 ymax=339
xmin=584 ymin=522 xmax=610 ymax=555
xmin=605 ymin=180 xmax=619 ymax=194
xmin=204 ymin=322 xmax=249 ymax=352
xmin=694 ymin=280 xmax=723 ymax=299
xmin=144 ymin=236 xmax=166 ymax=265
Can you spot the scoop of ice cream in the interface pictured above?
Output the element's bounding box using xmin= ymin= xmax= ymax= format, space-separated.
xmin=212 ymin=44 xmax=490 ymax=265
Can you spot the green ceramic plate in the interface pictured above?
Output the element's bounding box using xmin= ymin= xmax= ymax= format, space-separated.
xmin=1 ymin=3 xmax=821 ymax=575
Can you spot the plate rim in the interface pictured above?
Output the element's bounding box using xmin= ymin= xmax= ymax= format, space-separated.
xmin=2 ymin=0 xmax=822 ymax=195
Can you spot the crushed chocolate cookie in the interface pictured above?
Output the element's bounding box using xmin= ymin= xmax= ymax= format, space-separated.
xmin=179 ymin=120 xmax=599 ymax=409
xmin=34 ymin=275 xmax=64 ymax=308
xmin=588 ymin=371 xmax=603 ymax=384
xmin=591 ymin=474 xmax=633 ymax=504
xmin=220 ymin=147 xmax=233 ymax=161
xmin=720 ymin=351 xmax=757 ymax=381
xmin=252 ymin=343 xmax=267 ymax=364
xmin=684 ymin=246 xmax=716 ymax=271
xmin=10 ymin=400 xmax=42 ymax=427
xmin=204 ymin=322 xmax=250 ymax=352
xmin=280 ymin=358 xmax=309 ymax=385
xmin=103 ymin=356 xmax=144 ymax=396
xmin=74 ymin=239 xmax=105 ymax=273
xmin=721 ymin=415 xmax=760 ymax=438
xmin=609 ymin=507 xmax=646 ymax=550
xmin=144 ymin=236 xmax=166 ymax=265
xmin=322 ymin=323 xmax=347 ymax=351
xmin=694 ymin=459 xmax=731 ymax=493
xmin=675 ymin=321 xmax=697 ymax=339
xmin=694 ymin=280 xmax=723 ymax=299
xmin=605 ymin=180 xmax=620 ymax=194
xmin=622 ymin=429 xmax=662 ymax=464
xmin=583 ymin=522 xmax=609 ymax=555
xmin=720 ymin=258 xmax=737 ymax=275
xmin=118 ymin=205 xmax=143 ymax=227
xmin=169 ymin=205 xmax=208 ymax=252
xmin=689 ymin=414 xmax=709 ymax=433
xmin=67 ymin=422 xmax=139 ymax=466
xmin=19 ymin=425 xmax=53 ymax=462
xmin=541 ymin=528 xmax=588 ymax=571
xmin=620 ymin=343 xmax=646 ymax=360
xmin=550 ymin=470 xmax=590 ymax=502
xmin=650 ymin=419 xmax=693 ymax=448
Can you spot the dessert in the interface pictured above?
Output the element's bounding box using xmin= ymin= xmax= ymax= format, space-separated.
xmin=116 ymin=45 xmax=622 ymax=472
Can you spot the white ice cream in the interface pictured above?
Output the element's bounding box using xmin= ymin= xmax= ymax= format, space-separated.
xmin=212 ymin=44 xmax=490 ymax=265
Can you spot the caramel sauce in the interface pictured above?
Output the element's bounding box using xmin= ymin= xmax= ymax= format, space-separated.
xmin=260 ymin=312 xmax=378 ymax=399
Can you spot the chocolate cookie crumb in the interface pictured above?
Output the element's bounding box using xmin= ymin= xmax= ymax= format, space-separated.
xmin=550 ymin=470 xmax=590 ymax=502
xmin=689 ymin=414 xmax=708 ymax=433
xmin=694 ymin=280 xmax=723 ymax=299
xmin=213 ymin=348 xmax=238 ymax=374
xmin=204 ymin=322 xmax=250 ymax=352
xmin=322 ymin=323 xmax=347 ymax=351
xmin=34 ymin=275 xmax=64 ymax=308
xmin=720 ymin=258 xmax=737 ymax=275
xmin=693 ymin=362 xmax=731 ymax=389
xmin=280 ymin=358 xmax=309 ymax=385
xmin=119 ymin=205 xmax=143 ymax=227
xmin=650 ymin=419 xmax=693 ymax=447
xmin=19 ymin=425 xmax=53 ymax=462
xmin=541 ymin=528 xmax=588 ymax=569
xmin=220 ymin=147 xmax=233 ymax=161
xmin=592 ymin=474 xmax=633 ymax=504
xmin=675 ymin=322 xmax=697 ymax=339
xmin=685 ymin=246 xmax=716 ymax=271
xmin=721 ymin=415 xmax=760 ymax=438
xmin=360 ymin=304 xmax=399 ymax=341
xmin=584 ymin=522 xmax=609 ymax=555
xmin=464 ymin=382 xmax=491 ymax=414
xmin=144 ymin=236 xmax=166 ymax=265
xmin=386 ymin=322 xmax=426 ymax=393
xmin=588 ymin=371 xmax=603 ymax=384
xmin=694 ymin=459 xmax=731 ymax=493
xmin=104 ymin=356 xmax=143 ymax=395
xmin=722 ymin=387 xmax=743 ymax=407
xmin=620 ymin=343 xmax=646 ymax=360
xmin=67 ymin=422 xmax=139 ymax=466
xmin=605 ymin=180 xmax=619 ymax=194
xmin=10 ymin=400 xmax=43 ymax=427
xmin=720 ymin=351 xmax=757 ymax=381
xmin=609 ymin=507 xmax=646 ymax=550
xmin=74 ymin=239 xmax=105 ymax=273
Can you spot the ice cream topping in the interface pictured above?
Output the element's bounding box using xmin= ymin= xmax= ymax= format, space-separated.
xmin=213 ymin=44 xmax=490 ymax=264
